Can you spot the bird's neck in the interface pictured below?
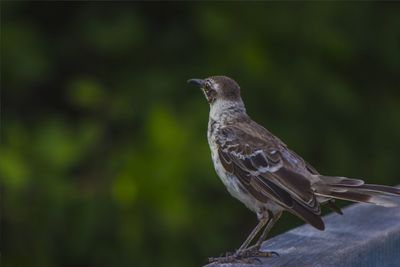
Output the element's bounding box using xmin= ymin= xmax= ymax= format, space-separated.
xmin=209 ymin=99 xmax=247 ymax=124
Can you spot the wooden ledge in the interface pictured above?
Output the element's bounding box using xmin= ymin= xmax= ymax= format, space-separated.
xmin=206 ymin=198 xmax=400 ymax=267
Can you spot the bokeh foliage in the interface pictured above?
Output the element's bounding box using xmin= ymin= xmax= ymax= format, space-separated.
xmin=1 ymin=2 xmax=400 ymax=267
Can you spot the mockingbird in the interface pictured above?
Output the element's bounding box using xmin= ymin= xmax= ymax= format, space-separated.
xmin=188 ymin=75 xmax=400 ymax=263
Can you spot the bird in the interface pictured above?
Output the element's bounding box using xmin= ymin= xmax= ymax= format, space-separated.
xmin=187 ymin=75 xmax=400 ymax=263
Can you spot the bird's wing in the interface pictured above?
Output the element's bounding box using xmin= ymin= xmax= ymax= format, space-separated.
xmin=216 ymin=124 xmax=325 ymax=230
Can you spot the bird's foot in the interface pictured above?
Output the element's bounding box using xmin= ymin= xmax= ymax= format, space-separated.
xmin=208 ymin=251 xmax=236 ymax=263
xmin=208 ymin=246 xmax=278 ymax=264
xmin=237 ymin=247 xmax=279 ymax=258
xmin=208 ymin=254 xmax=257 ymax=264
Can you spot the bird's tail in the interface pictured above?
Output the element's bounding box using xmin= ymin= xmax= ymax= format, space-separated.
xmin=314 ymin=176 xmax=400 ymax=207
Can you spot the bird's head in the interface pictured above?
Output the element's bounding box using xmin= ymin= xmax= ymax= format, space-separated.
xmin=188 ymin=76 xmax=242 ymax=105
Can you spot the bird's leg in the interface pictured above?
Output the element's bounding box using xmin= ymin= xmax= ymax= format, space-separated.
xmin=208 ymin=217 xmax=270 ymax=263
xmin=238 ymin=216 xmax=270 ymax=251
xmin=237 ymin=211 xmax=283 ymax=258
xmin=208 ymin=212 xmax=283 ymax=263
xmin=254 ymin=211 xmax=282 ymax=248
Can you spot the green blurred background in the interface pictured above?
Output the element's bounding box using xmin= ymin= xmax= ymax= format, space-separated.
xmin=1 ymin=2 xmax=400 ymax=267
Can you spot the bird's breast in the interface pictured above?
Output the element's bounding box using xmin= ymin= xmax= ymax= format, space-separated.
xmin=208 ymin=131 xmax=261 ymax=213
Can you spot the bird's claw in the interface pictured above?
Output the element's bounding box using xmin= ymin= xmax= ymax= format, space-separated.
xmin=239 ymin=249 xmax=279 ymax=258
xmin=208 ymin=248 xmax=278 ymax=264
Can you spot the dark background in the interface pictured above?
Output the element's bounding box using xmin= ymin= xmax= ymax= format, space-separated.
xmin=1 ymin=2 xmax=400 ymax=267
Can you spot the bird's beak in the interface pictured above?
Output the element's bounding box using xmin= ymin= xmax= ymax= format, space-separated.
xmin=187 ymin=78 xmax=204 ymax=87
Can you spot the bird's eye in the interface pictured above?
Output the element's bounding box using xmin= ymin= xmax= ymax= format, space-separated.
xmin=205 ymin=82 xmax=211 ymax=89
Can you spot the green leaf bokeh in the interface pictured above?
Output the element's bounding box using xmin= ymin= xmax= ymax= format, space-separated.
xmin=1 ymin=2 xmax=400 ymax=267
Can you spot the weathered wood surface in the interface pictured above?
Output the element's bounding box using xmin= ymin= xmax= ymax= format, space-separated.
xmin=206 ymin=200 xmax=400 ymax=267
